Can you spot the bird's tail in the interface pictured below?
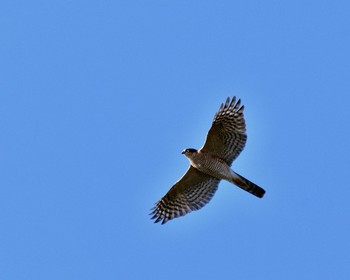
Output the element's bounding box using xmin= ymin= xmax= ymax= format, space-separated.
xmin=230 ymin=171 xmax=265 ymax=198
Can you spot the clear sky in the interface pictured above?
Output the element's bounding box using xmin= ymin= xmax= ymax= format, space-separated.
xmin=1 ymin=1 xmax=350 ymax=279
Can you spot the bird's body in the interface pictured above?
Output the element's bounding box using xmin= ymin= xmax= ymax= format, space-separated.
xmin=151 ymin=97 xmax=266 ymax=224
xmin=184 ymin=150 xmax=234 ymax=182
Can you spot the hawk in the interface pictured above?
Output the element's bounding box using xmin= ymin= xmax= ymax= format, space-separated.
xmin=151 ymin=97 xmax=265 ymax=224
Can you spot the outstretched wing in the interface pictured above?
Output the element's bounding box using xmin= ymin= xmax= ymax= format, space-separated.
xmin=151 ymin=166 xmax=220 ymax=224
xmin=200 ymin=97 xmax=247 ymax=165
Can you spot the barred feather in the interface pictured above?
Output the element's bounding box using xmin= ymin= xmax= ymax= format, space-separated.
xmin=200 ymin=96 xmax=247 ymax=165
xmin=151 ymin=167 xmax=220 ymax=224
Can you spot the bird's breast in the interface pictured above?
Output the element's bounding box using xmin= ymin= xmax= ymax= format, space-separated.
xmin=190 ymin=153 xmax=232 ymax=180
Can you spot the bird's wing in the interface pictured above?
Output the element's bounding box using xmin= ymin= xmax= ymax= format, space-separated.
xmin=200 ymin=97 xmax=247 ymax=165
xmin=151 ymin=166 xmax=220 ymax=224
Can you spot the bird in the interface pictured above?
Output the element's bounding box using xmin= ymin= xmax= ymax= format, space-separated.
xmin=150 ymin=96 xmax=265 ymax=224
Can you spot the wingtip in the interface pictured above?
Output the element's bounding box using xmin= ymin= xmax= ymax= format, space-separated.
xmin=150 ymin=203 xmax=170 ymax=224
xmin=238 ymin=105 xmax=245 ymax=113
xmin=151 ymin=215 xmax=169 ymax=225
xmin=224 ymin=97 xmax=230 ymax=108
xmin=229 ymin=96 xmax=236 ymax=107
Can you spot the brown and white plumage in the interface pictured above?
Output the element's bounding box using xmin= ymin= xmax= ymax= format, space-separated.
xmin=151 ymin=97 xmax=265 ymax=224
xmin=151 ymin=167 xmax=220 ymax=224
xmin=201 ymin=96 xmax=247 ymax=165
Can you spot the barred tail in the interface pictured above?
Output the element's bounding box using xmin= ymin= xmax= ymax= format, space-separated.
xmin=230 ymin=172 xmax=265 ymax=198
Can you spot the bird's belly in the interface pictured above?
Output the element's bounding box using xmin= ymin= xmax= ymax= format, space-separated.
xmin=191 ymin=159 xmax=232 ymax=180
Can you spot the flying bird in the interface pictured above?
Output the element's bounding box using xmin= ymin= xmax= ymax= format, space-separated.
xmin=151 ymin=97 xmax=265 ymax=224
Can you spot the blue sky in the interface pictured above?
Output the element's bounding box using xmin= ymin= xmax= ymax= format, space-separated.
xmin=1 ymin=1 xmax=350 ymax=279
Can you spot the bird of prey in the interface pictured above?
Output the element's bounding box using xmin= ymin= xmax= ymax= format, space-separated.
xmin=151 ymin=97 xmax=265 ymax=224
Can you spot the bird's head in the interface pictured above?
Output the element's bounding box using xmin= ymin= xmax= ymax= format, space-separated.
xmin=181 ymin=148 xmax=197 ymax=157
